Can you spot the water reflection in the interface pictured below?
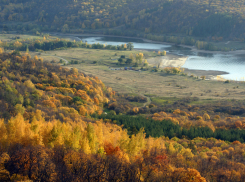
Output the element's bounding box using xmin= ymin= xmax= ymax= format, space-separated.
xmin=197 ymin=52 xmax=213 ymax=57
xmin=166 ymin=45 xmax=194 ymax=56
xmin=80 ymin=36 xmax=171 ymax=50
xmin=166 ymin=45 xmax=191 ymax=51
xmin=101 ymin=36 xmax=145 ymax=43
xmin=183 ymin=54 xmax=245 ymax=80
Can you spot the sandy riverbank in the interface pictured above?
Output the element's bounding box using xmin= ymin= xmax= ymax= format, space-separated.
xmin=146 ymin=54 xmax=229 ymax=80
xmin=147 ymin=54 xmax=188 ymax=68
xmin=182 ymin=68 xmax=229 ymax=80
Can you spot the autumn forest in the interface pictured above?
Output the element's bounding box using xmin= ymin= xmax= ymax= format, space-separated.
xmin=1 ymin=0 xmax=245 ymax=181
xmin=0 ymin=44 xmax=243 ymax=181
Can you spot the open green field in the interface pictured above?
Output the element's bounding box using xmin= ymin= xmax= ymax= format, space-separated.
xmin=72 ymin=64 xmax=245 ymax=100
xmin=30 ymin=48 xmax=156 ymax=65
xmin=0 ymin=33 xmax=54 ymax=42
xmin=212 ymin=41 xmax=245 ymax=50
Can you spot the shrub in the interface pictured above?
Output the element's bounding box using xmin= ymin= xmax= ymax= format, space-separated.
xmin=164 ymin=67 xmax=183 ymax=74
xmin=200 ymin=76 xmax=206 ymax=80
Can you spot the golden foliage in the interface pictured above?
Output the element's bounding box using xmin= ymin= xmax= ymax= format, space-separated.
xmin=132 ymin=107 xmax=139 ymax=113
xmin=172 ymin=168 xmax=207 ymax=182
xmin=13 ymin=41 xmax=22 ymax=48
xmin=0 ymin=47 xmax=4 ymax=54
xmin=203 ymin=113 xmax=210 ymax=121
xmin=164 ymin=67 xmax=184 ymax=74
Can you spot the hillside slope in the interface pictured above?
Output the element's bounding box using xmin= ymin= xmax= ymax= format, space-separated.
xmin=1 ymin=0 xmax=245 ymax=39
xmin=0 ymin=50 xmax=113 ymax=122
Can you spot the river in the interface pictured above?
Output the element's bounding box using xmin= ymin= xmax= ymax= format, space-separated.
xmin=80 ymin=36 xmax=245 ymax=81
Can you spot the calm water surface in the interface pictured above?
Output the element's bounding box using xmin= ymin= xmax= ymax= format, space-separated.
xmin=80 ymin=36 xmax=245 ymax=80
xmin=81 ymin=36 xmax=171 ymax=50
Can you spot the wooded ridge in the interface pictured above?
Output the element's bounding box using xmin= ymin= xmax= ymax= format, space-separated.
xmin=1 ymin=0 xmax=245 ymax=40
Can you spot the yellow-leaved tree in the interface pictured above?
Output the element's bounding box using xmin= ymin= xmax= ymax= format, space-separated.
xmin=126 ymin=128 xmax=145 ymax=156
xmin=0 ymin=47 xmax=4 ymax=54
xmin=86 ymin=123 xmax=98 ymax=154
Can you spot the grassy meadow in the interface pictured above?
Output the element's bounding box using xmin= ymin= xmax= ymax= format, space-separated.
xmin=0 ymin=33 xmax=54 ymax=42
xmin=27 ymin=47 xmax=245 ymax=106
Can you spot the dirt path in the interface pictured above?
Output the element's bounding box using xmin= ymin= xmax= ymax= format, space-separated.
xmin=142 ymin=95 xmax=151 ymax=107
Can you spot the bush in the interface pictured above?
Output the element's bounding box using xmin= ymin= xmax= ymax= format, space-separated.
xmin=164 ymin=67 xmax=183 ymax=74
xmin=200 ymin=76 xmax=206 ymax=80
xmin=109 ymin=110 xmax=116 ymax=115
xmin=118 ymin=58 xmax=123 ymax=64
xmin=126 ymin=58 xmax=132 ymax=65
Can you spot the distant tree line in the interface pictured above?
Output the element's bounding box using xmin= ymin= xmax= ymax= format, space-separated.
xmin=1 ymin=39 xmax=134 ymax=52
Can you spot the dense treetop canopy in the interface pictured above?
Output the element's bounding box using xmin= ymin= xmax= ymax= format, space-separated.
xmin=1 ymin=0 xmax=245 ymax=38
